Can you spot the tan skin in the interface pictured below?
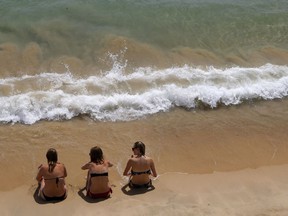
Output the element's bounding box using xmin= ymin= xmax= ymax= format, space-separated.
xmin=36 ymin=162 xmax=67 ymax=198
xmin=123 ymin=148 xmax=157 ymax=185
xmin=81 ymin=160 xmax=113 ymax=194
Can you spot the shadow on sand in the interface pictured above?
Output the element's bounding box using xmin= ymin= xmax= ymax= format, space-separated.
xmin=121 ymin=183 xmax=155 ymax=196
xmin=33 ymin=184 xmax=66 ymax=204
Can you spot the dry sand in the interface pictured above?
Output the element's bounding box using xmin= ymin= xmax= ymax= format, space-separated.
xmin=1 ymin=165 xmax=288 ymax=216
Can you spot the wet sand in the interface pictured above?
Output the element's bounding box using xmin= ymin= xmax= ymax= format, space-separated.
xmin=1 ymin=99 xmax=288 ymax=215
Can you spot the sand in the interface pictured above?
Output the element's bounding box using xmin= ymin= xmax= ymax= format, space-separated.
xmin=1 ymin=99 xmax=288 ymax=216
xmin=1 ymin=165 xmax=288 ymax=216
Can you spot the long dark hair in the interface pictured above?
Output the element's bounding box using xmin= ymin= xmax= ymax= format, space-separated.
xmin=46 ymin=148 xmax=58 ymax=172
xmin=133 ymin=141 xmax=146 ymax=156
xmin=89 ymin=146 xmax=104 ymax=164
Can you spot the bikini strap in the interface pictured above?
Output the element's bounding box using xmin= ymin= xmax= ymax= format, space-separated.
xmin=131 ymin=169 xmax=151 ymax=175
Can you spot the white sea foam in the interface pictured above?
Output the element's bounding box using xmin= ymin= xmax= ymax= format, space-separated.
xmin=1 ymin=63 xmax=288 ymax=124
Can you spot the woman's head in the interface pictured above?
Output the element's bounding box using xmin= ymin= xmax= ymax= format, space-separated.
xmin=46 ymin=148 xmax=58 ymax=162
xmin=132 ymin=141 xmax=145 ymax=156
xmin=46 ymin=148 xmax=58 ymax=172
xmin=89 ymin=146 xmax=104 ymax=164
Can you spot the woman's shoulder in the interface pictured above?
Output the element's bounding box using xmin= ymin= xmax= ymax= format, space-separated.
xmin=140 ymin=155 xmax=152 ymax=160
xmin=131 ymin=155 xmax=151 ymax=163
xmin=142 ymin=156 xmax=154 ymax=164
xmin=37 ymin=164 xmax=49 ymax=176
xmin=54 ymin=162 xmax=67 ymax=172
xmin=38 ymin=163 xmax=48 ymax=170
xmin=103 ymin=160 xmax=113 ymax=167
xmin=56 ymin=162 xmax=66 ymax=168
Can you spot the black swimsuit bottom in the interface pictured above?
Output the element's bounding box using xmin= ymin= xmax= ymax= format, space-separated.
xmin=131 ymin=169 xmax=151 ymax=176
xmin=43 ymin=192 xmax=66 ymax=201
xmin=129 ymin=179 xmax=152 ymax=189
xmin=90 ymin=172 xmax=108 ymax=177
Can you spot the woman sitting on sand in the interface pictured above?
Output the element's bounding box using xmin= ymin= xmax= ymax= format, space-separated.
xmin=81 ymin=146 xmax=113 ymax=199
xmin=36 ymin=148 xmax=68 ymax=201
xmin=123 ymin=141 xmax=157 ymax=188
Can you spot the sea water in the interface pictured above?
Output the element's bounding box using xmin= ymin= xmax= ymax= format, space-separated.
xmin=1 ymin=0 xmax=288 ymax=124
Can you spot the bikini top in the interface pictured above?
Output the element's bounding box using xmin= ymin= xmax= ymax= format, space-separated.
xmin=44 ymin=176 xmax=65 ymax=187
xmin=131 ymin=169 xmax=151 ymax=176
xmin=90 ymin=172 xmax=109 ymax=177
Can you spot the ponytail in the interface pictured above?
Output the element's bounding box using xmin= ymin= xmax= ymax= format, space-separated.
xmin=48 ymin=161 xmax=56 ymax=172
xmin=46 ymin=148 xmax=58 ymax=172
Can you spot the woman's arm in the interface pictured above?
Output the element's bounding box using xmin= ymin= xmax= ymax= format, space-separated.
xmin=63 ymin=164 xmax=68 ymax=177
xmin=123 ymin=159 xmax=132 ymax=176
xmin=81 ymin=162 xmax=91 ymax=170
xmin=36 ymin=165 xmax=44 ymax=182
xmin=107 ymin=160 xmax=113 ymax=167
xmin=150 ymin=159 xmax=157 ymax=177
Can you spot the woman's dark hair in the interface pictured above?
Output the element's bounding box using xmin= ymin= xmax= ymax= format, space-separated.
xmin=46 ymin=148 xmax=58 ymax=172
xmin=133 ymin=141 xmax=145 ymax=156
xmin=90 ymin=146 xmax=104 ymax=164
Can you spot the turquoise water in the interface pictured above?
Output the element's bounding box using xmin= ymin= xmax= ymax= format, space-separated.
xmin=1 ymin=0 xmax=288 ymax=124
xmin=1 ymin=0 xmax=288 ymax=63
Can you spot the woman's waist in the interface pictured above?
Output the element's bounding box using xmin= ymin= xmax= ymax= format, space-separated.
xmin=130 ymin=175 xmax=150 ymax=183
xmin=88 ymin=184 xmax=111 ymax=194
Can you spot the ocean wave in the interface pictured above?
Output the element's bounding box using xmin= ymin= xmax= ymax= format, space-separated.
xmin=1 ymin=63 xmax=288 ymax=124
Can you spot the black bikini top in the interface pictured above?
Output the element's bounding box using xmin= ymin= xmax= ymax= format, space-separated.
xmin=44 ymin=176 xmax=65 ymax=186
xmin=90 ymin=172 xmax=108 ymax=177
xmin=131 ymin=169 xmax=151 ymax=176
